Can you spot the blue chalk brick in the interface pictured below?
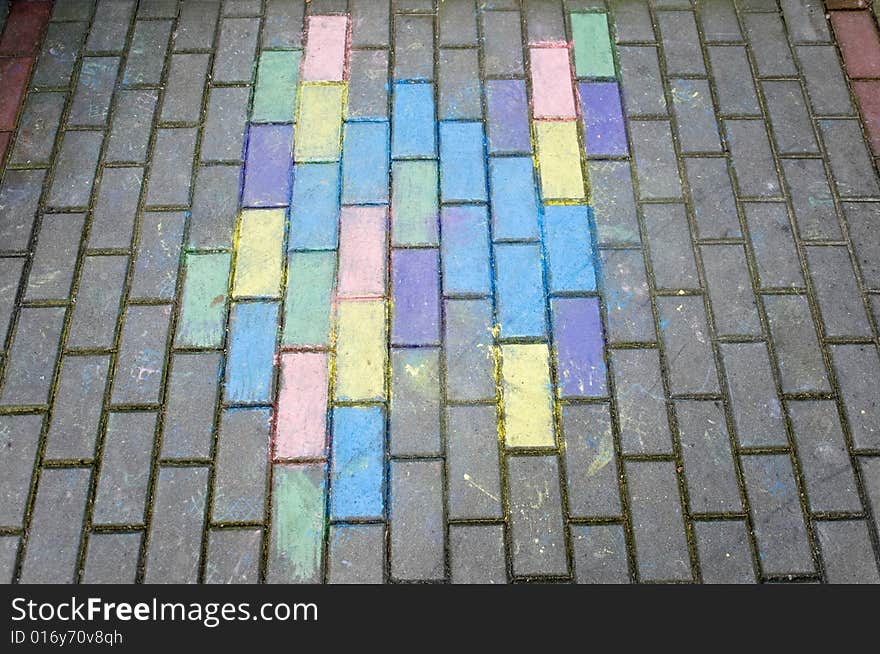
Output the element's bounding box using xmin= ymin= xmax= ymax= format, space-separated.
xmin=489 ymin=157 xmax=540 ymax=241
xmin=439 ymin=121 xmax=487 ymax=202
xmin=289 ymin=163 xmax=340 ymax=250
xmin=392 ymin=83 xmax=436 ymax=159
xmin=330 ymin=406 xmax=385 ymax=520
xmin=441 ymin=205 xmax=491 ymax=296
xmin=225 ymin=302 xmax=279 ymax=404
xmin=342 ymin=121 xmax=390 ymax=204
xmin=543 ymin=205 xmax=597 ymax=293
xmin=495 ymin=243 xmax=547 ymax=338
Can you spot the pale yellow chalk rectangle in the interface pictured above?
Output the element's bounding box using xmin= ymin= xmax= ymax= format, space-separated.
xmin=232 ymin=209 xmax=285 ymax=298
xmin=295 ymin=83 xmax=345 ymax=162
xmin=335 ymin=299 xmax=386 ymax=401
xmin=534 ymin=120 xmax=586 ymax=201
xmin=502 ymin=343 xmax=555 ymax=448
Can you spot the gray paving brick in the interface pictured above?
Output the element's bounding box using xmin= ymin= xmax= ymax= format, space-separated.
xmin=86 ymin=0 xmax=135 ymax=53
xmin=612 ymin=0 xmax=655 ymax=43
xmin=0 ymin=536 xmax=19 ymax=584
xmin=816 ymin=521 xmax=880 ymax=584
xmin=524 ymin=0 xmax=565 ymax=43
xmin=33 ymin=22 xmax=88 ymax=87
xmin=10 ymin=92 xmax=66 ymax=165
xmin=130 ymin=211 xmax=185 ymax=301
xmin=350 ymin=0 xmax=388 ymax=48
xmin=781 ymin=159 xmax=841 ymax=241
xmin=189 ymin=164 xmax=242 ymax=248
xmin=161 ymin=53 xmax=210 ymax=124
xmin=174 ymin=0 xmax=219 ymax=51
xmin=161 ymin=352 xmax=221 ymax=460
xmin=213 ymin=408 xmax=269 ymax=523
xmin=205 ymin=528 xmax=261 ymax=584
xmin=200 ymin=86 xmax=249 ymax=162
xmin=1 ymin=307 xmax=65 ymax=406
xmin=643 ymin=203 xmax=699 ymax=290
xmin=263 ymin=0 xmax=304 ymax=49
xmin=720 ymin=342 xmax=788 ymax=448
xmin=439 ymin=48 xmax=481 ymax=120
xmin=710 ymin=49 xmax=760 ymax=121
xmin=763 ymin=294 xmax=830 ymax=394
xmin=25 ymin=213 xmax=84 ymax=301
xmin=657 ymin=11 xmax=705 ymax=75
xmin=51 ymin=0 xmax=92 ymax=22
xmin=394 ymin=15 xmax=434 ymax=81
xmin=788 ymin=400 xmax=861 ymax=513
xmin=138 ymin=0 xmax=179 ymax=18
xmin=626 ymin=460 xmax=691 ymax=582
xmin=146 ymin=128 xmax=198 ymax=206
xmin=601 ymin=249 xmax=655 ymax=343
xmin=618 ymin=46 xmax=667 ymax=117
xmin=450 ymin=524 xmax=507 ymax=584
xmin=700 ymin=0 xmax=742 ymax=42
xmin=743 ymin=12 xmax=796 ymax=77
xmin=781 ymin=0 xmax=830 ymax=43
xmin=19 ymin=468 xmax=90 ymax=583
xmin=82 ymin=532 xmax=141 ymax=583
xmin=570 ymin=524 xmax=629 ymax=584
xmin=68 ymin=57 xmax=119 ymax=126
xmin=48 ymin=130 xmax=103 ymax=209
xmin=657 ymin=295 xmax=719 ymax=395
xmin=859 ymin=457 xmax=880 ymax=543
xmin=439 ymin=0 xmax=477 ymax=46
xmin=694 ymin=520 xmax=756 ymax=583
xmin=762 ymin=81 xmax=819 ymax=155
xmin=0 ymin=258 xmax=24 ymax=345
xmin=843 ymin=203 xmax=880 ymax=290
xmin=124 ymin=20 xmax=173 ymax=86
xmin=684 ymin=157 xmax=741 ymax=239
xmin=482 ymin=10 xmax=524 ymax=76
xmin=87 ymin=167 xmax=142 ymax=250
xmin=0 ymin=169 xmax=46 ymax=251
xmin=444 ymin=298 xmax=495 ymax=401
xmin=588 ymin=161 xmax=640 ymax=246
xmin=832 ymin=345 xmax=880 ymax=451
xmin=820 ymin=120 xmax=880 ymax=199
xmin=224 ymin=0 xmax=261 ymax=16
xmin=670 ymin=79 xmax=721 ymax=154
xmin=93 ymin=411 xmax=156 ymax=525
xmin=67 ymin=255 xmax=127 ymax=350
xmin=631 ymin=120 xmax=681 ymax=199
xmin=144 ymin=466 xmax=209 ymax=583
xmin=735 ymin=0 xmax=777 ymax=11
xmin=390 ymin=348 xmax=441 ymax=456
xmin=105 ymin=90 xmax=158 ymax=164
xmin=508 ymin=455 xmax=567 ymax=577
xmin=612 ymin=348 xmax=673 ymax=454
xmin=562 ymin=403 xmax=621 ymax=518
xmin=45 ymin=355 xmax=110 ymax=460
xmin=447 ymin=404 xmax=503 ymax=520
xmin=0 ymin=414 xmax=41 ymax=527
xmin=347 ymin=50 xmax=389 ymax=120
xmin=806 ymin=246 xmax=871 ymax=338
xmin=702 ymin=244 xmax=761 ymax=336
xmin=111 ymin=304 xmax=172 ymax=405
xmin=327 ymin=524 xmax=384 ymax=585
xmin=796 ymin=46 xmax=854 ymax=116
xmin=725 ymin=120 xmax=781 ymax=198
xmin=213 ymin=17 xmax=259 ymax=83
xmin=391 ymin=459 xmax=445 ymax=581
xmin=744 ymin=203 xmax=803 ymax=289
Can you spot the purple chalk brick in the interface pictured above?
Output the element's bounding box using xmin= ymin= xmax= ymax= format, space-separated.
xmin=486 ymin=79 xmax=531 ymax=154
xmin=242 ymin=123 xmax=293 ymax=207
xmin=392 ymin=248 xmax=441 ymax=345
xmin=553 ymin=297 xmax=607 ymax=398
xmin=579 ymin=82 xmax=628 ymax=157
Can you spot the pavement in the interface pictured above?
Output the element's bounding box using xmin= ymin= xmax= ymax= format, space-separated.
xmin=0 ymin=0 xmax=879 ymax=584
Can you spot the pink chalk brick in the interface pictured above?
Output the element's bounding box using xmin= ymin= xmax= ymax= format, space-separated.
xmin=337 ymin=206 xmax=387 ymax=299
xmin=530 ymin=47 xmax=577 ymax=119
xmin=275 ymin=352 xmax=329 ymax=459
xmin=302 ymin=15 xmax=349 ymax=82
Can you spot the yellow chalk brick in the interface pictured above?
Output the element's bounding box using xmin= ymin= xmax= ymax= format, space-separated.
xmin=295 ymin=83 xmax=345 ymax=162
xmin=534 ymin=120 xmax=586 ymax=201
xmin=232 ymin=209 xmax=285 ymax=298
xmin=501 ymin=343 xmax=555 ymax=448
xmin=335 ymin=299 xmax=386 ymax=401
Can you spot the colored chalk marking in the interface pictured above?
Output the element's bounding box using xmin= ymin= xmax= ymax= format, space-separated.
xmin=175 ymin=252 xmax=231 ymax=348
xmin=543 ymin=204 xmax=597 ymax=293
xmin=330 ymin=406 xmax=385 ymax=520
xmin=338 ymin=206 xmax=386 ymax=299
xmin=295 ymin=83 xmax=345 ymax=162
xmin=571 ymin=13 xmax=616 ymax=79
xmin=225 ymin=301 xmax=279 ymax=404
xmin=232 ymin=209 xmax=285 ymax=298
xmin=530 ymin=47 xmax=578 ymax=119
xmin=391 ymin=82 xmax=436 ymax=158
xmin=335 ymin=299 xmax=386 ymax=401
xmin=252 ymin=50 xmax=300 ymax=123
xmin=268 ymin=464 xmax=326 ymax=583
xmin=440 ymin=206 xmax=491 ymax=296
xmin=302 ymin=15 xmax=349 ymax=82
xmin=242 ymin=123 xmax=294 ymax=207
xmin=580 ymin=81 xmax=627 ymax=157
xmin=486 ymin=79 xmax=531 ymax=154
xmin=392 ymin=248 xmax=441 ymax=345
xmin=282 ymin=250 xmax=336 ymax=347
xmin=489 ymin=157 xmax=540 ymax=241
xmin=276 ymin=352 xmax=329 ymax=459
xmin=391 ymin=160 xmax=439 ymax=246
xmin=439 ymin=121 xmax=487 ymax=202
xmin=341 ymin=121 xmax=390 ymax=204
xmin=534 ymin=120 xmax=586 ymax=201
xmin=501 ymin=343 xmax=555 ymax=448
xmin=289 ymin=163 xmax=340 ymax=250
xmin=494 ymin=243 xmax=547 ymax=338
xmin=552 ymin=297 xmax=607 ymax=398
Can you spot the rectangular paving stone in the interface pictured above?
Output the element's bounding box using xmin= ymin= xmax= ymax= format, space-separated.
xmin=124 ymin=20 xmax=172 ymax=86
xmin=82 ymin=532 xmax=141 ymax=584
xmin=392 ymin=248 xmax=440 ymax=345
xmin=392 ymin=82 xmax=435 ymax=158
xmin=701 ymin=244 xmax=761 ymax=336
xmin=844 ymin=203 xmax=880 ymax=289
xmin=88 ymin=166 xmax=143 ymax=249
xmin=302 ymin=15 xmax=348 ymax=82
xmin=335 ymin=299 xmax=386 ymax=401
xmin=327 ymin=524 xmax=385 ymax=584
xmin=805 ymin=246 xmax=871 ymax=338
xmin=439 ymin=0 xmax=476 ymax=46
xmin=447 ymin=405 xmax=502 ymax=520
xmin=820 ymin=120 xmax=880 ymax=198
xmin=860 ymin=457 xmax=880 ymax=545
xmin=233 ymin=209 xmax=285 ymax=299
xmin=601 ymin=249 xmax=655 ymax=343
xmin=571 ymin=524 xmax=630 ymax=584
xmin=394 ymin=14 xmax=434 ymax=80
xmin=781 ymin=159 xmax=841 ymax=241
xmin=138 ymin=0 xmax=179 ymax=18
xmin=19 ymin=468 xmax=89 ymax=583
xmin=439 ymin=48 xmax=481 ymax=120
xmin=501 ymin=343 xmax=555 ymax=448
xmin=263 ymin=0 xmax=304 ymax=49
xmin=482 ymin=10 xmax=523 ymax=76
xmin=162 ymin=352 xmax=222 ymax=460
xmin=201 ymin=86 xmax=249 ymax=162
xmin=0 ymin=307 xmax=65 ymax=407
xmin=282 ymin=251 xmax=336 ymax=347
xmin=205 ymin=529 xmax=261 ymax=584
xmin=572 ymin=12 xmax=615 ymax=78
xmin=444 ymin=298 xmax=495 ymax=401
xmin=33 ymin=21 xmax=88 ymax=87
xmin=161 ymin=54 xmax=210 ymax=124
xmin=441 ymin=206 xmax=491 ymax=296
xmin=25 ymin=213 xmax=84 ymax=301
xmin=670 ymin=79 xmax=721 ymax=154
xmin=243 ymin=126 xmax=294 ymax=207
xmin=552 ymin=297 xmax=606 ymax=398
xmin=531 ymin=46 xmax=577 ymax=119
xmin=725 ymin=120 xmax=781 ymax=198
xmin=708 ymin=46 xmax=760 ymax=116
xmin=48 ymin=130 xmax=102 ymax=208
xmin=630 ymin=121 xmax=681 ymax=199
xmin=832 ymin=345 xmax=880 ymax=450
xmin=350 ymin=0 xmax=388 ymax=48
xmin=743 ymin=12 xmax=797 ymax=77
xmin=276 ymin=352 xmax=329 ymax=459
xmin=289 ymin=163 xmax=340 ymax=250
xmin=10 ymin=91 xmax=65 ymax=165
xmin=535 ymin=120 xmax=585 ymax=201
xmin=684 ymin=158 xmax=741 ymax=239
xmin=251 ymin=50 xmax=299 ymax=123
xmin=816 ymin=520 xmax=880 ymax=584
xmin=213 ymin=408 xmax=270 ymax=522
xmin=86 ymin=0 xmax=134 ymax=53
xmin=495 ymin=243 xmax=546 ymax=338
xmin=657 ymin=10 xmax=705 ymax=76
xmin=563 ymin=403 xmax=620 ymax=517
xmin=613 ymin=0 xmax=656 ymax=43
xmin=741 ymin=455 xmax=814 ymax=576
xmin=656 ymin=296 xmax=719 ymax=395
xmin=699 ymin=0 xmax=743 ymax=42
xmin=744 ymin=203 xmax=803 ymax=289
xmin=225 ymin=301 xmax=279 ymax=405
xmin=0 ymin=57 xmax=30 ymax=131
xmin=330 ymin=406 xmax=384 ymax=521
xmin=213 ymin=17 xmax=259 ymax=83
xmin=0 ymin=173 xmax=38 ymax=251
xmin=626 ymin=460 xmax=691 ymax=582
xmin=0 ymin=258 xmax=24 ymax=345
xmin=391 ymin=348 xmax=441 ymax=456
xmin=188 ymin=166 xmax=240 ymax=248
xmin=486 ymin=79 xmax=531 ymax=154
xmin=67 ymin=255 xmax=127 ymax=350
xmin=580 ymin=82 xmax=627 ymax=156
xmin=612 ymin=348 xmax=672 ymax=454
xmin=796 ymin=46 xmax=854 ymax=116
xmin=144 ymin=466 xmax=209 ymax=583
xmin=507 ymin=455 xmax=567 ymax=577
xmin=69 ymin=57 xmax=119 ymax=126
xmin=0 ymin=414 xmax=41 ymax=527
xmin=337 ymin=206 xmax=386 ymax=299
xmin=146 ymin=128 xmax=198 ymax=206
xmin=295 ymin=83 xmax=345 ymax=162
xmin=489 ymin=157 xmax=540 ymax=241
xmin=130 ymin=211 xmax=185 ymax=301
xmin=105 ymin=90 xmax=158 ymax=164
xmin=762 ymin=81 xmax=819 ymax=155
xmin=618 ymin=46 xmax=666 ymax=116
xmin=694 ymin=520 xmax=756 ymax=584
xmin=347 ymin=50 xmax=389 ymax=120
xmin=342 ymin=122 xmax=390 ymax=204
xmin=93 ymin=411 xmax=155 ymax=525
xmin=764 ymin=294 xmax=830 ymax=394
xmin=176 ymin=252 xmax=231 ymax=348
xmin=524 ymin=0 xmax=565 ymax=44
xmin=720 ymin=342 xmax=787 ymax=448
xmin=643 ymin=203 xmax=699 ymax=290
xmin=589 ymin=161 xmax=639 ymax=245
xmin=391 ymin=160 xmax=438 ymax=246
xmin=450 ymin=524 xmax=507 ymax=584
xmin=51 ymin=0 xmax=92 ymax=21
xmin=782 ymin=0 xmax=831 ymax=43
xmin=390 ymin=460 xmax=444 ymax=581
xmin=111 ymin=304 xmax=172 ymax=405
xmin=174 ymin=0 xmax=220 ymax=50
xmin=45 ymin=355 xmax=110 ymax=460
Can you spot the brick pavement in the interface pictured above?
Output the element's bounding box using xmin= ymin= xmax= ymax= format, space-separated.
xmin=0 ymin=0 xmax=879 ymax=584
